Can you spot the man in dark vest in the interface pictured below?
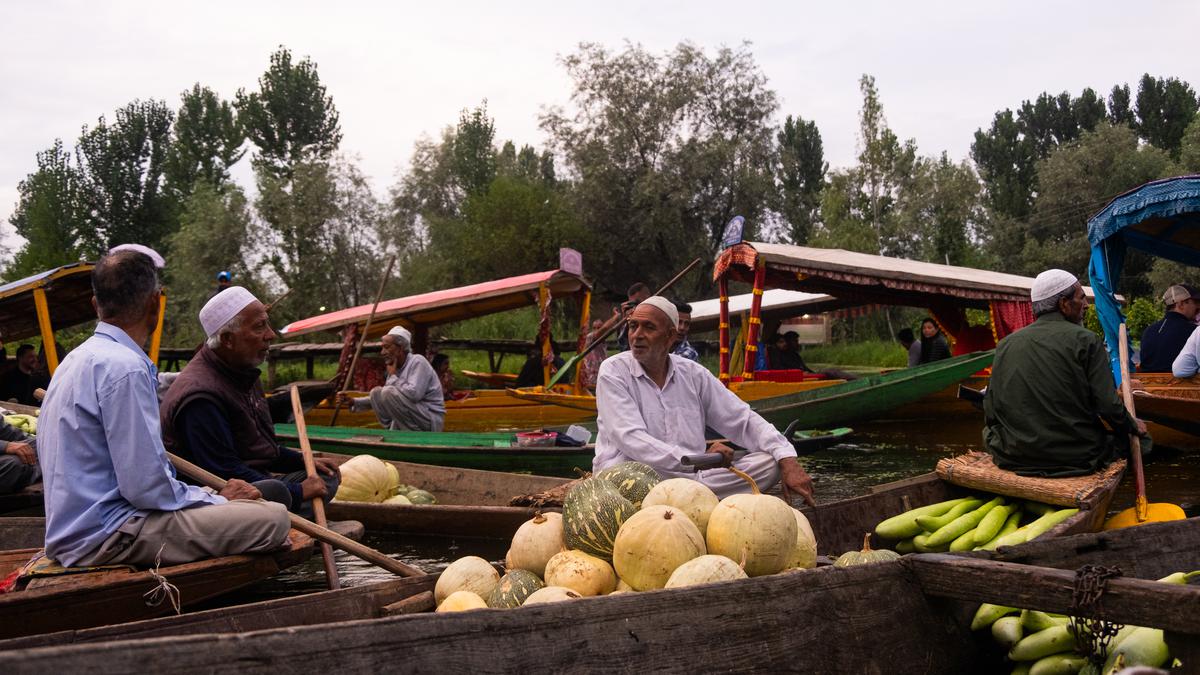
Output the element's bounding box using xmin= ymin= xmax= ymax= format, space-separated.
xmin=161 ymin=286 xmax=340 ymax=518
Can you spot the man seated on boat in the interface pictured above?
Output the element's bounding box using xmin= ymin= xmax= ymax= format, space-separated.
xmin=670 ymin=301 xmax=700 ymax=362
xmin=0 ymin=417 xmax=39 ymax=495
xmin=160 ymin=286 xmax=341 ymax=519
xmin=38 ymin=248 xmax=290 ymax=568
xmin=896 ymin=328 xmax=920 ymax=367
xmin=984 ymin=269 xmax=1149 ymax=477
xmin=515 ymin=334 xmax=566 ymax=388
xmin=594 ymin=296 xmax=816 ymax=504
xmin=0 ymin=344 xmax=50 ymax=406
xmin=338 ymin=326 xmax=445 ymax=431
xmin=1140 ymin=284 xmax=1200 ymax=373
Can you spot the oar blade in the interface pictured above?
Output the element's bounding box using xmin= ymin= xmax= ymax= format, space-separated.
xmin=1103 ymin=502 xmax=1188 ymax=530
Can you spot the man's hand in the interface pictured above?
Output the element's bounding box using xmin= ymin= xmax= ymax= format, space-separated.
xmin=219 ymin=478 xmax=262 ymax=501
xmin=313 ymin=457 xmax=340 ymax=477
xmin=705 ymin=441 xmax=736 ymax=468
xmin=385 ymin=361 xmax=397 ymax=377
xmin=1135 ymin=418 xmax=1148 ymax=436
xmin=300 ymin=474 xmax=329 ymax=500
xmin=335 ymin=392 xmax=359 ymax=408
xmin=779 ymin=457 xmax=816 ymax=507
xmin=4 ymin=441 xmax=36 ymax=465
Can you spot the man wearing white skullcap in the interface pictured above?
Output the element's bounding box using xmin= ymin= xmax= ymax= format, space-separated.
xmin=594 ymin=296 xmax=816 ymax=503
xmin=338 ymin=324 xmax=445 ymax=431
xmin=161 ymin=286 xmax=341 ymax=518
xmin=38 ymin=247 xmax=291 ymax=567
xmin=984 ymin=269 xmax=1149 ymax=477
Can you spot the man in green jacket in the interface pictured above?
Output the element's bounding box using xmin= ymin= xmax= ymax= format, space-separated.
xmin=984 ymin=269 xmax=1148 ymax=477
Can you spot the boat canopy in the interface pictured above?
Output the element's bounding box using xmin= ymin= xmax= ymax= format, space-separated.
xmin=689 ymin=289 xmax=836 ymax=334
xmin=1087 ymin=175 xmax=1200 ymax=383
xmin=0 ymin=263 xmax=97 ymax=343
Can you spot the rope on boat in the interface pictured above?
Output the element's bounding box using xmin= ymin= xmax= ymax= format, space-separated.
xmin=142 ymin=544 xmax=181 ymax=615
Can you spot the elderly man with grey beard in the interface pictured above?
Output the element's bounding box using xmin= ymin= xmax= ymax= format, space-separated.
xmin=160 ymin=286 xmax=340 ymax=519
xmin=593 ymin=295 xmax=816 ymax=503
xmin=337 ymin=326 xmax=445 ymax=432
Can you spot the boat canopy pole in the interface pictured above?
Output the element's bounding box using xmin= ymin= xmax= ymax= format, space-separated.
xmin=148 ymin=292 xmax=166 ymax=365
xmin=538 ymin=282 xmax=552 ymax=387
xmin=718 ymin=276 xmax=731 ymax=385
xmin=32 ymin=287 xmax=58 ymax=374
xmin=740 ymin=260 xmax=767 ymax=381
xmin=573 ymin=289 xmax=591 ymax=396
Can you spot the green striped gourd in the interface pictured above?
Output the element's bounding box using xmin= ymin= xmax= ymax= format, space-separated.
xmin=563 ymin=478 xmax=636 ymax=561
xmin=486 ymin=569 xmax=545 ymax=608
xmin=595 ymin=461 xmax=661 ymax=508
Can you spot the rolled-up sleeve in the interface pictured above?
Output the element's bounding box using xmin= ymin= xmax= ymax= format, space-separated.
xmin=595 ymin=369 xmax=693 ymax=470
xmin=700 ymin=377 xmax=797 ymax=463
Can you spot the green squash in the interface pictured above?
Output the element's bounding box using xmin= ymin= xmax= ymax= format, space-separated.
xmin=595 ymin=461 xmax=661 ymax=508
xmin=563 ymin=478 xmax=636 ymax=562
xmin=486 ymin=569 xmax=545 ymax=608
xmin=834 ymin=533 xmax=903 ymax=567
xmin=407 ymin=489 xmax=437 ymax=505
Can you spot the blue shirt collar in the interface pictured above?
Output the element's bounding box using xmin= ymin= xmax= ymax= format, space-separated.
xmin=95 ymin=321 xmax=153 ymax=367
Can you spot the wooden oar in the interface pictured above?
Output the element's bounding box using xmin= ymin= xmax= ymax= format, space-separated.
xmin=167 ymin=452 xmax=426 ymax=577
xmin=545 ymin=257 xmax=703 ymax=388
xmin=1103 ymin=323 xmax=1187 ymax=530
xmin=329 ymin=255 xmax=396 ymax=426
xmin=291 ymin=384 xmax=340 ymax=590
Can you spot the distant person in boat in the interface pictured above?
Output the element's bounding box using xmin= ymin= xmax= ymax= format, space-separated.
xmin=0 ymin=344 xmax=50 ymax=406
xmin=984 ymin=269 xmax=1149 ymax=477
xmin=160 ymin=286 xmax=341 ymax=520
xmin=0 ymin=416 xmax=39 ymax=496
xmin=896 ymin=328 xmax=921 ymax=367
xmin=595 ymin=282 xmax=651 ymax=353
xmin=771 ymin=331 xmax=858 ymax=381
xmin=580 ymin=319 xmax=607 ymax=389
xmin=917 ymin=318 xmax=952 ymax=364
xmin=338 ymin=326 xmax=445 ymax=432
xmin=594 ymin=296 xmax=816 ymax=504
xmin=515 ymin=335 xmax=566 ymax=388
xmin=671 ymin=301 xmax=700 ymax=362
xmin=431 ymin=353 xmax=466 ymax=401
xmin=38 ymin=247 xmax=290 ymax=568
xmin=1140 ymin=284 xmax=1200 ymax=373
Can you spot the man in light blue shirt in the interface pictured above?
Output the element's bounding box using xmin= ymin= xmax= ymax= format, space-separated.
xmin=38 ymin=248 xmax=290 ymax=567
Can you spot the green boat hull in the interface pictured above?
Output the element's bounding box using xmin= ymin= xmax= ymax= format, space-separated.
xmin=274 ymin=424 xmax=593 ymax=477
xmin=752 ymin=351 xmax=995 ymax=429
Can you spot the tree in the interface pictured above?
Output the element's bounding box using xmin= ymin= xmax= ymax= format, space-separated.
xmin=165 ymin=84 xmax=245 ymax=197
xmin=1179 ymin=114 xmax=1200 ymax=172
xmin=1135 ymin=74 xmax=1199 ymax=157
xmin=903 ymin=153 xmax=983 ymax=266
xmin=776 ymin=115 xmax=826 ymax=245
xmin=1108 ymin=84 xmax=1134 ymax=127
xmin=235 ymin=46 xmax=341 ymax=180
xmin=451 ymin=102 xmax=497 ymax=196
xmin=74 ymin=99 xmax=177 ymax=256
xmin=5 ymin=140 xmax=86 ymax=278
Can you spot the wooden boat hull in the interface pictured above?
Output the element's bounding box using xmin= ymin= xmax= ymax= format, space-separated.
xmin=1133 ymin=387 xmax=1200 ymax=437
xmin=505 ymin=378 xmax=845 ymax=413
xmin=303 ymin=388 xmax=596 ymax=432
xmin=753 ymin=351 xmax=995 ymax=429
xmin=277 ymin=425 xmax=594 ymax=477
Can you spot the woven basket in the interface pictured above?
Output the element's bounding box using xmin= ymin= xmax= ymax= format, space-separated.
xmin=935 ymin=452 xmax=1126 ymax=509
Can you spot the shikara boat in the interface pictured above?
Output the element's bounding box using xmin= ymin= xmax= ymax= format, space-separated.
xmin=0 ymin=501 xmax=1181 ymax=674
xmin=276 ymin=424 xmax=595 ymax=476
xmin=505 ymin=377 xmax=843 ymax=413
xmin=0 ymin=518 xmax=329 ymax=641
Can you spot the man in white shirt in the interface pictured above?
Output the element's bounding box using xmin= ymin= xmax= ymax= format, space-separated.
xmin=594 ymin=296 xmax=816 ymax=503
xmin=338 ymin=326 xmax=445 ymax=431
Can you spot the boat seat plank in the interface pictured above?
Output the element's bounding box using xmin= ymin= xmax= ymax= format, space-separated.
xmin=380 ymin=590 xmax=434 ymax=616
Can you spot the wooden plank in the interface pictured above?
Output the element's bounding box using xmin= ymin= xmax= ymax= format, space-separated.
xmin=324 ymin=501 xmax=542 ymax=539
xmin=0 ymin=516 xmax=47 ymax=549
xmin=380 ymin=590 xmax=434 ymax=616
xmin=908 ymin=553 xmax=1200 ymax=635
xmin=0 ymin=563 xmax=976 ymax=674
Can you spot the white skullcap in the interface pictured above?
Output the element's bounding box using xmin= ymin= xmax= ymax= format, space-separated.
xmin=386 ymin=325 xmax=412 ymax=345
xmin=640 ymin=296 xmax=680 ymax=330
xmin=108 ymin=243 xmax=165 ymax=268
xmin=200 ymin=286 xmax=258 ymax=338
xmin=1030 ymin=269 xmax=1078 ymax=302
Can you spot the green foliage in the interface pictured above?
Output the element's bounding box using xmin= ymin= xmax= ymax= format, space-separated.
xmin=1134 ymin=75 xmax=1199 ymax=157
xmin=776 ymin=115 xmax=826 ymax=245
xmin=799 ymin=340 xmax=907 ymax=368
xmin=452 ymin=102 xmax=497 ymax=196
xmin=165 ymin=84 xmax=245 ymax=198
xmin=236 ymin=46 xmax=341 ymax=180
xmin=1083 ymin=304 xmax=1102 ymax=336
xmin=1178 ymin=114 xmax=1200 ymax=173
xmin=1125 ymin=297 xmax=1160 ymax=340
xmin=6 ymin=140 xmax=86 ymax=279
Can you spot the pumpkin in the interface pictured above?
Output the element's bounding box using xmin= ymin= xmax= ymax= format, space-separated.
xmin=437 ymin=590 xmax=488 ymax=612
xmin=834 ymin=533 xmax=902 ymax=567
xmin=486 ymin=569 xmax=545 ymax=608
xmin=563 ymin=478 xmax=636 ymax=561
xmin=506 ymin=512 xmax=564 ymax=577
xmin=522 ymin=586 xmax=583 ymax=605
xmin=784 ymin=508 xmax=818 ymax=570
xmin=664 ymin=554 xmax=748 ymax=588
xmin=544 ymin=550 xmax=617 ymax=596
xmin=394 ymin=483 xmax=417 ymax=496
xmin=612 ymin=505 xmax=706 ymax=591
xmin=595 ymin=461 xmax=661 ymax=508
xmin=383 ymin=494 xmax=413 ymax=505
xmin=641 ymin=478 xmax=720 ymax=533
xmin=407 ymin=489 xmax=437 ymax=505
xmin=614 ymin=578 xmax=635 ymax=593
xmin=706 ymin=493 xmax=797 ymax=577
xmin=334 ymin=455 xmax=400 ymax=503
xmin=385 ymin=463 xmax=400 ymax=489
xmin=434 ymin=556 xmax=501 ymax=604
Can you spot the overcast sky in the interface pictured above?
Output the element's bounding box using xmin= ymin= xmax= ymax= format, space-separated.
xmin=2 ymin=0 xmax=1198 ymax=254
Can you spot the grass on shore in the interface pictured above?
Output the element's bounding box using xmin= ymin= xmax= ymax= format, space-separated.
xmin=799 ymin=340 xmax=906 ymax=369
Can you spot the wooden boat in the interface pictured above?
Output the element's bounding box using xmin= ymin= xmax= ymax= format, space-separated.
xmin=276 ymin=425 xmax=594 ymax=477
xmin=505 ymin=378 xmax=844 ymax=413
xmin=1131 ymin=375 xmax=1200 ymax=438
xmin=0 ymin=517 xmax=327 ymax=641
xmin=0 ymin=485 xmax=42 ymax=515
xmin=460 ymin=370 xmax=518 ymax=388
xmin=0 ymin=507 xmax=1183 ymax=674
xmin=787 ymin=426 xmax=853 ymax=454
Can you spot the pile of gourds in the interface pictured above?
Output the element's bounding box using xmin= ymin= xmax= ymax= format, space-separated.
xmin=434 ymin=460 xmax=819 ymax=612
xmin=970 ymin=571 xmax=1196 ymax=674
xmin=332 ymin=454 xmax=437 ymax=505
xmin=874 ymin=494 xmax=1078 ymax=553
xmin=3 ymin=414 xmax=37 ymax=435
